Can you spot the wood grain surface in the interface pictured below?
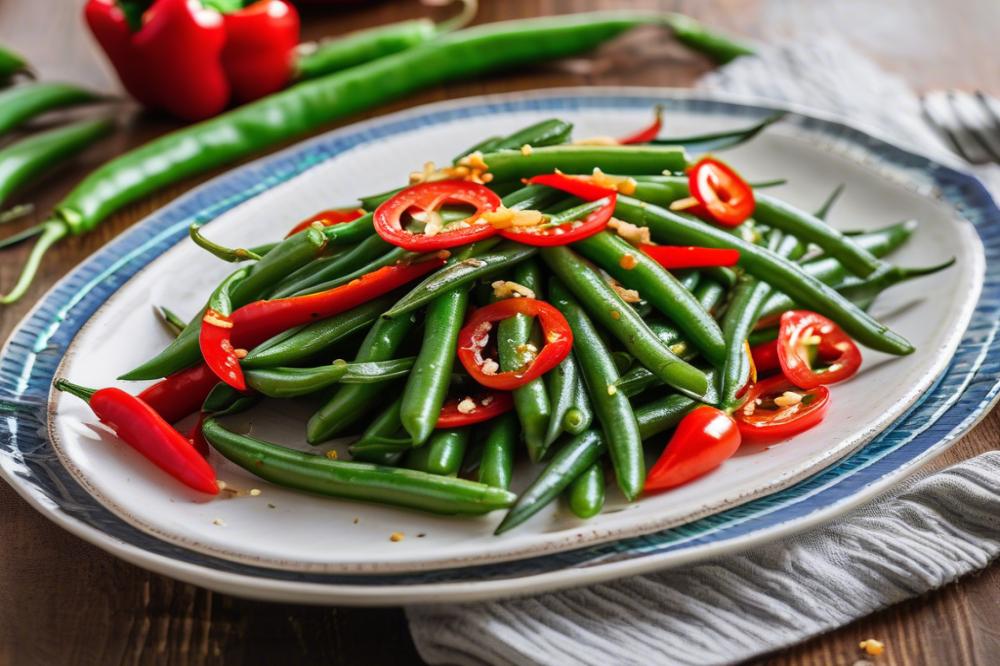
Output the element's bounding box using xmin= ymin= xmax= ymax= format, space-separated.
xmin=0 ymin=1 xmax=998 ymax=664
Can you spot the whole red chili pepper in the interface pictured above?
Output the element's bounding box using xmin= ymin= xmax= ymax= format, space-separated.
xmin=230 ymin=258 xmax=445 ymax=348
xmin=84 ymin=0 xmax=299 ymax=121
xmin=644 ymin=405 xmax=741 ymax=493
xmin=617 ymin=105 xmax=663 ymax=144
xmin=138 ymin=362 xmax=219 ymax=423
xmin=55 ymin=379 xmax=219 ymax=494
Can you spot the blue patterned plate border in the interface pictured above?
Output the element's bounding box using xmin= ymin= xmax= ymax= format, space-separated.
xmin=1 ymin=89 xmax=997 ymax=604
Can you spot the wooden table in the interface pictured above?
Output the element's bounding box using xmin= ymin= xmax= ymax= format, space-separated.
xmin=1 ymin=1 xmax=998 ymax=664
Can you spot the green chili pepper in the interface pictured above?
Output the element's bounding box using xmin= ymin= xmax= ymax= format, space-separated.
xmin=0 ymin=82 xmax=104 ymax=139
xmin=242 ymin=295 xmax=395 ymax=369
xmin=541 ymin=246 xmax=708 ymax=399
xmin=614 ymin=196 xmax=914 ymax=355
xmin=495 ymin=259 xmax=552 ymax=461
xmin=189 ymin=223 xmax=261 ymax=262
xmin=663 ymin=12 xmax=755 ymax=64
xmin=573 ymin=230 xmax=726 ymax=366
xmin=120 ymin=226 xmax=328 ymax=380
xmin=478 ymin=413 xmax=518 ymax=490
xmin=245 ymin=358 xmax=416 ymax=398
xmin=566 ymin=462 xmax=605 ymax=519
xmin=294 ymin=0 xmax=478 ymax=80
xmin=307 ymin=311 xmax=416 ymax=443
xmin=0 ymin=46 xmax=30 ymax=84
xmin=549 ymin=278 xmax=644 ymax=501
xmin=495 ymin=429 xmax=604 ymax=534
xmin=202 ymin=418 xmax=514 ymax=515
xmin=0 ymin=118 xmax=113 ymax=210
xmin=404 ymin=428 xmax=470 ymax=477
xmin=202 ymin=382 xmax=260 ymax=416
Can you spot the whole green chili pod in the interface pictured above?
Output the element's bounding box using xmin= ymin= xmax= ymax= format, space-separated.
xmin=244 ymin=358 xmax=416 ymax=398
xmin=404 ymin=428 xmax=470 ymax=477
xmin=566 ymin=463 xmax=605 ymax=519
xmin=0 ymin=46 xmax=30 ymax=83
xmin=0 ymin=82 xmax=104 ymax=138
xmin=0 ymin=118 xmax=114 ymax=209
xmin=202 ymin=418 xmax=515 ymax=515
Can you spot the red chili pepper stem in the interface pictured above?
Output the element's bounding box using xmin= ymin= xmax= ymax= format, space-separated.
xmin=54 ymin=378 xmax=97 ymax=402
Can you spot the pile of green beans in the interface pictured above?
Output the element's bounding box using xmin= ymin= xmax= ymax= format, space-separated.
xmin=123 ymin=115 xmax=951 ymax=528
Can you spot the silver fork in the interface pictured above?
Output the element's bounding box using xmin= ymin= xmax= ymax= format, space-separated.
xmin=922 ymin=90 xmax=1000 ymax=165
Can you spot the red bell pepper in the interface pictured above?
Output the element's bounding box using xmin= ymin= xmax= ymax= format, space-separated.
xmin=85 ymin=0 xmax=299 ymax=121
xmin=230 ymin=258 xmax=445 ymax=348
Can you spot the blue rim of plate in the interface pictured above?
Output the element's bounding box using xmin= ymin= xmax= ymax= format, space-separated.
xmin=1 ymin=90 xmax=998 ymax=593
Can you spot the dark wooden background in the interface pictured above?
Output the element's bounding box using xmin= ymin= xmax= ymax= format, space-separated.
xmin=1 ymin=1 xmax=998 ymax=664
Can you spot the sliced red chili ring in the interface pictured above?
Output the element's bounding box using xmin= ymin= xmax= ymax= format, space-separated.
xmin=456 ymin=298 xmax=573 ymax=391
xmin=617 ymin=106 xmax=663 ymax=145
xmin=777 ymin=310 xmax=862 ymax=389
xmin=734 ymin=374 xmax=831 ymax=442
xmin=436 ymin=391 xmax=514 ymax=428
xmin=498 ymin=194 xmax=616 ymax=247
xmin=687 ymin=157 xmax=755 ymax=227
xmin=285 ymin=208 xmax=365 ymax=238
xmin=200 ymin=309 xmax=246 ymax=392
xmin=639 ymin=244 xmax=740 ymax=269
xmin=527 ymin=173 xmax=618 ymax=202
xmin=373 ymin=180 xmax=501 ymax=251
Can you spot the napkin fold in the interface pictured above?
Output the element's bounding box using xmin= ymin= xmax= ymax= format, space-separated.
xmin=407 ymin=37 xmax=1000 ymax=666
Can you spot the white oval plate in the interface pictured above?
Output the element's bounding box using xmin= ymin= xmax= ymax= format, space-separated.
xmin=2 ymin=89 xmax=997 ymax=604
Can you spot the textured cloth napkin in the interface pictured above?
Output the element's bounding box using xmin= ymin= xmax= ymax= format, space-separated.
xmin=407 ymin=38 xmax=1000 ymax=666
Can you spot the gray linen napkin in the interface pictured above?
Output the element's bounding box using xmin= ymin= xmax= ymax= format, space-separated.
xmin=407 ymin=38 xmax=1000 ymax=666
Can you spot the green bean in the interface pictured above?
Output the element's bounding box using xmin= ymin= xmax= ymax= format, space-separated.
xmin=202 ymin=382 xmax=259 ymax=417
xmin=753 ymin=193 xmax=885 ymax=277
xmin=244 ymin=358 xmax=415 ymax=398
xmin=0 ymin=118 xmax=114 ymax=209
xmin=544 ymin=354 xmax=581 ymax=447
xmin=541 ymin=246 xmax=708 ymax=399
xmin=549 ymin=278 xmax=643 ymax=501
xmin=307 ymin=312 xmax=415 ymax=443
xmin=574 ymin=231 xmax=726 ymax=366
xmin=495 ymin=429 xmax=604 ymax=533
xmin=203 ymin=418 xmax=514 ymax=515
xmin=494 ymin=119 xmax=574 ymax=150
xmin=400 ymin=281 xmax=468 ymax=446
xmin=564 ymin=365 xmax=594 ymax=434
xmin=404 ymin=428 xmax=470 ymax=476
xmin=349 ymin=397 xmax=409 ymax=464
xmin=814 ymin=184 xmax=846 ymax=220
xmin=120 ymin=225 xmax=328 ymax=380
xmin=650 ymin=112 xmax=784 ymax=151
xmin=614 ymin=196 xmax=914 ymax=354
xmin=382 ymin=245 xmax=537 ymax=318
xmin=567 ymin=463 xmax=605 ymax=519
xmin=480 ymin=145 xmax=688 ymax=182
xmin=496 ymin=260 xmax=551 ymax=461
xmin=478 ymin=413 xmax=518 ymax=489
xmin=242 ymin=295 xmax=394 ymax=368
xmin=0 ymin=82 xmax=104 ymax=138
xmin=269 ymin=234 xmax=390 ymax=298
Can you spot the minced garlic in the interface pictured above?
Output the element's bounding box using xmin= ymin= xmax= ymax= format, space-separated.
xmin=491 ymin=280 xmax=536 ymax=300
xmin=456 ymin=397 xmax=477 ymax=414
xmin=858 ymin=639 xmax=884 ymax=656
xmin=773 ymin=391 xmax=803 ymax=408
xmin=607 ymin=217 xmax=651 ymax=246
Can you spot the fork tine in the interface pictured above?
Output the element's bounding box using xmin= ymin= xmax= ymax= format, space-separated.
xmin=922 ymin=93 xmax=984 ymax=164
xmin=951 ymin=91 xmax=1000 ymax=164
